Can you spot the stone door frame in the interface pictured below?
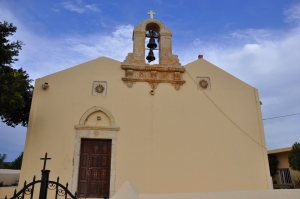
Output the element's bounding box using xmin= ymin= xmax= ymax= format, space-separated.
xmin=72 ymin=106 xmax=120 ymax=197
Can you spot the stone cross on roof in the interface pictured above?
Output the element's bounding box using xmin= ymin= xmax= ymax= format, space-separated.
xmin=148 ymin=10 xmax=156 ymax=19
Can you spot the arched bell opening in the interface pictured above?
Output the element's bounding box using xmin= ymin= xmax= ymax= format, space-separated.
xmin=145 ymin=23 xmax=160 ymax=64
xmin=121 ymin=16 xmax=185 ymax=90
xmin=146 ymin=23 xmax=160 ymax=33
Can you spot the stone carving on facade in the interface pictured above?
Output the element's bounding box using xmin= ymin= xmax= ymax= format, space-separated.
xmin=196 ymin=77 xmax=211 ymax=91
xmin=95 ymin=84 xmax=105 ymax=93
xmin=199 ymin=80 xmax=208 ymax=89
xmin=121 ymin=17 xmax=186 ymax=91
xmin=92 ymin=81 xmax=107 ymax=96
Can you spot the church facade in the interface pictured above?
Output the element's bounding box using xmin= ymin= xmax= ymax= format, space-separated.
xmin=12 ymin=15 xmax=271 ymax=198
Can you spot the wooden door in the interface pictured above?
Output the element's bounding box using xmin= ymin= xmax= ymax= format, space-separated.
xmin=78 ymin=139 xmax=111 ymax=198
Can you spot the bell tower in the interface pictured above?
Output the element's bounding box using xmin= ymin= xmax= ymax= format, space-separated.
xmin=121 ymin=11 xmax=186 ymax=91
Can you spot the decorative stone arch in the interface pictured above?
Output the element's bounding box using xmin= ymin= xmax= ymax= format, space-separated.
xmin=79 ymin=106 xmax=116 ymax=126
xmin=72 ymin=106 xmax=120 ymax=197
xmin=134 ymin=19 xmax=172 ymax=35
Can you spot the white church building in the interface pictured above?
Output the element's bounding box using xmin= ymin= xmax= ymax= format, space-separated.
xmin=3 ymin=11 xmax=299 ymax=199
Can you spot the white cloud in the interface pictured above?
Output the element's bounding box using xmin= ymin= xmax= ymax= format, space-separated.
xmin=61 ymin=1 xmax=85 ymax=13
xmin=85 ymin=4 xmax=100 ymax=12
xmin=61 ymin=1 xmax=100 ymax=13
xmin=67 ymin=25 xmax=133 ymax=60
xmin=177 ymin=3 xmax=300 ymax=150
xmin=9 ymin=25 xmax=133 ymax=80
xmin=284 ymin=3 xmax=300 ymax=25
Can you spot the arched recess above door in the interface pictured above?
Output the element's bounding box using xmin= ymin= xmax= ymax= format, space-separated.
xmin=79 ymin=106 xmax=116 ymax=126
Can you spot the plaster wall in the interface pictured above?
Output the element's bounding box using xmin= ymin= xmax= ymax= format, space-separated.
xmin=111 ymin=181 xmax=300 ymax=199
xmin=15 ymin=57 xmax=270 ymax=196
xmin=0 ymin=169 xmax=20 ymax=184
xmin=139 ymin=190 xmax=300 ymax=199
xmin=0 ymin=187 xmax=16 ymax=199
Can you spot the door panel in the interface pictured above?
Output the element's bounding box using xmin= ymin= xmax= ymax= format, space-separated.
xmin=78 ymin=139 xmax=111 ymax=198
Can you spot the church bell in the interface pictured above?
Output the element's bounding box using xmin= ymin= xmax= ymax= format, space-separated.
xmin=146 ymin=29 xmax=158 ymax=63
xmin=147 ymin=37 xmax=157 ymax=49
xmin=146 ymin=49 xmax=155 ymax=63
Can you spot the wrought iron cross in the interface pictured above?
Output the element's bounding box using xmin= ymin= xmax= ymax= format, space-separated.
xmin=148 ymin=10 xmax=156 ymax=19
xmin=40 ymin=152 xmax=51 ymax=170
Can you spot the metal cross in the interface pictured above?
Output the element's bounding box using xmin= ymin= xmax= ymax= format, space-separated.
xmin=40 ymin=152 xmax=51 ymax=170
xmin=148 ymin=10 xmax=156 ymax=19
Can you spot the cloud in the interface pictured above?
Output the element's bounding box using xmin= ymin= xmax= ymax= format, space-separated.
xmin=284 ymin=3 xmax=300 ymax=25
xmin=67 ymin=25 xmax=133 ymax=61
xmin=61 ymin=1 xmax=100 ymax=13
xmin=61 ymin=1 xmax=85 ymax=13
xmin=177 ymin=3 xmax=300 ymax=150
xmin=85 ymin=4 xmax=100 ymax=12
xmin=8 ymin=25 xmax=133 ymax=80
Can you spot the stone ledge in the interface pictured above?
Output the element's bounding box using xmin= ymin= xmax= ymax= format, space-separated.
xmin=121 ymin=65 xmax=185 ymax=72
xmin=122 ymin=78 xmax=186 ymax=84
xmin=74 ymin=125 xmax=120 ymax=131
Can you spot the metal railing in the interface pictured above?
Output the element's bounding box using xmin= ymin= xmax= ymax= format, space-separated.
xmin=5 ymin=153 xmax=77 ymax=199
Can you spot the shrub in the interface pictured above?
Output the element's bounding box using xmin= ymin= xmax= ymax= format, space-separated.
xmin=288 ymin=142 xmax=300 ymax=172
xmin=268 ymin=154 xmax=279 ymax=177
xmin=294 ymin=177 xmax=300 ymax=185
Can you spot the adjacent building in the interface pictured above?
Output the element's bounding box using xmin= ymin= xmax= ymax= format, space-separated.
xmin=268 ymin=147 xmax=300 ymax=188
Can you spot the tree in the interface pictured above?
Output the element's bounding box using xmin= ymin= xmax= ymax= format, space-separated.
xmin=10 ymin=152 xmax=23 ymax=169
xmin=3 ymin=162 xmax=12 ymax=169
xmin=288 ymin=142 xmax=300 ymax=172
xmin=0 ymin=153 xmax=7 ymax=168
xmin=0 ymin=152 xmax=23 ymax=169
xmin=268 ymin=154 xmax=279 ymax=177
xmin=0 ymin=21 xmax=33 ymax=127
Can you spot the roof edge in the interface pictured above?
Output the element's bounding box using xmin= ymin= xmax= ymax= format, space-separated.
xmin=267 ymin=147 xmax=292 ymax=154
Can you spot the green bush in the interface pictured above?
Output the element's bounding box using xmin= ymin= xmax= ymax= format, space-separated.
xmin=288 ymin=142 xmax=300 ymax=172
xmin=0 ymin=182 xmax=3 ymax=187
xmin=268 ymin=154 xmax=279 ymax=177
xmin=11 ymin=182 xmax=18 ymax=186
xmin=0 ymin=154 xmax=7 ymax=169
xmin=294 ymin=177 xmax=300 ymax=185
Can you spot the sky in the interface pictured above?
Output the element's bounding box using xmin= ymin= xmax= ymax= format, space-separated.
xmin=0 ymin=0 xmax=300 ymax=161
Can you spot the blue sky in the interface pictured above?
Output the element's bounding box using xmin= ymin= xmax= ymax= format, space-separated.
xmin=1 ymin=0 xmax=300 ymax=161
